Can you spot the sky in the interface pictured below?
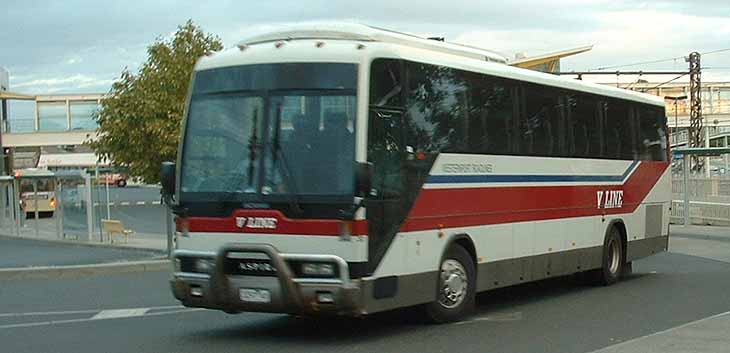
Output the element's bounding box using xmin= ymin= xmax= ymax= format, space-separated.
xmin=2 ymin=0 xmax=730 ymax=94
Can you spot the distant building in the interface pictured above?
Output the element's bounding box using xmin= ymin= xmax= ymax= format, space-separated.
xmin=0 ymin=70 xmax=104 ymax=172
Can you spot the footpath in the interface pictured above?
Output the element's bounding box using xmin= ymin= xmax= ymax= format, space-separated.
xmin=0 ymin=220 xmax=170 ymax=280
xmin=592 ymin=224 xmax=730 ymax=353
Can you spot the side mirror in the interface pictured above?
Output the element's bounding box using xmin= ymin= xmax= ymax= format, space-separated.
xmin=355 ymin=162 xmax=373 ymax=198
xmin=160 ymin=161 xmax=176 ymax=198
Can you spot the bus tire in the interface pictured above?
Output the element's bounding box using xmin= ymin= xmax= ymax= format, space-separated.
xmin=423 ymin=245 xmax=476 ymax=323
xmin=591 ymin=226 xmax=624 ymax=286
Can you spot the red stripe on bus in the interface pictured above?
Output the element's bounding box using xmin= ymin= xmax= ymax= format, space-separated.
xmin=401 ymin=161 xmax=669 ymax=232
xmin=182 ymin=161 xmax=667 ymax=236
xmin=183 ymin=209 xmax=368 ymax=236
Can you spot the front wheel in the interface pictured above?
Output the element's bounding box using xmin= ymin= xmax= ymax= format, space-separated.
xmin=423 ymin=245 xmax=476 ymax=323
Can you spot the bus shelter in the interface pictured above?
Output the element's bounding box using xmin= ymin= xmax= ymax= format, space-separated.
xmin=14 ymin=169 xmax=61 ymax=238
xmin=0 ymin=175 xmax=21 ymax=237
xmin=672 ymin=147 xmax=730 ymax=226
xmin=54 ymin=169 xmax=94 ymax=241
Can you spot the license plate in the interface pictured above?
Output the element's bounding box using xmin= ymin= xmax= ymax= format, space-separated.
xmin=239 ymin=288 xmax=271 ymax=303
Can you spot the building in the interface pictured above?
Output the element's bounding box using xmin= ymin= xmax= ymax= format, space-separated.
xmin=617 ymin=81 xmax=730 ymax=175
xmin=0 ymin=75 xmax=104 ymax=172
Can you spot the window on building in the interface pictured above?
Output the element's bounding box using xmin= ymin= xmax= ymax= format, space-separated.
xmin=38 ymin=102 xmax=67 ymax=132
xmin=7 ymin=100 xmax=35 ymax=133
xmin=70 ymin=101 xmax=99 ymax=130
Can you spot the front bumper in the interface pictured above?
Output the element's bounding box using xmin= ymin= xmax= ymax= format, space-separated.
xmin=170 ymin=244 xmax=363 ymax=316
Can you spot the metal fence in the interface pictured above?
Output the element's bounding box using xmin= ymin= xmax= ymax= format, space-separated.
xmin=671 ymin=176 xmax=730 ymax=225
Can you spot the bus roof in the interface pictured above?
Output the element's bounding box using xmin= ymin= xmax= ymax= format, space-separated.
xmin=199 ymin=22 xmax=664 ymax=108
xmin=238 ymin=22 xmax=508 ymax=64
xmin=13 ymin=168 xmax=55 ymax=179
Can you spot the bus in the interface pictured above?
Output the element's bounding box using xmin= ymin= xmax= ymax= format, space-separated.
xmin=16 ymin=168 xmax=57 ymax=218
xmin=164 ymin=23 xmax=670 ymax=323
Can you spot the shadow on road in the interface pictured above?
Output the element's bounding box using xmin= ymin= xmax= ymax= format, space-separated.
xmin=186 ymin=271 xmax=653 ymax=344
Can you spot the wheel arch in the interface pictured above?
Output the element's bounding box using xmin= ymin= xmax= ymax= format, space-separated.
xmin=444 ymin=233 xmax=477 ymax=272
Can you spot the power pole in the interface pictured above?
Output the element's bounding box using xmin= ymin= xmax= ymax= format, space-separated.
xmin=687 ymin=51 xmax=703 ymax=172
xmin=0 ymin=98 xmax=6 ymax=176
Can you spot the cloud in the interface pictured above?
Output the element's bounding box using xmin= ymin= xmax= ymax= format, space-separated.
xmin=1 ymin=0 xmax=728 ymax=93
xmin=11 ymin=74 xmax=114 ymax=94
xmin=65 ymin=55 xmax=82 ymax=65
xmin=453 ymin=8 xmax=730 ymax=82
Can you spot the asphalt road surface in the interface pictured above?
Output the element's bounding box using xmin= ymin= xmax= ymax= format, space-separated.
xmin=1 ymin=231 xmax=729 ymax=353
xmin=0 ymin=237 xmax=162 ymax=268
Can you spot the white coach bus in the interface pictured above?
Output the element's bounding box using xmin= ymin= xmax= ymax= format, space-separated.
xmin=162 ymin=23 xmax=670 ymax=323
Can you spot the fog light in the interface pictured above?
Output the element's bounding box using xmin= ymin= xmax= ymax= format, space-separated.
xmin=190 ymin=286 xmax=203 ymax=297
xmin=317 ymin=292 xmax=334 ymax=304
xmin=301 ymin=263 xmax=335 ymax=277
xmin=195 ymin=258 xmax=215 ymax=273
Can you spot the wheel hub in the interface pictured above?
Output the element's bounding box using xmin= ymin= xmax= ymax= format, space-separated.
xmin=608 ymin=237 xmax=621 ymax=275
xmin=439 ymin=259 xmax=468 ymax=309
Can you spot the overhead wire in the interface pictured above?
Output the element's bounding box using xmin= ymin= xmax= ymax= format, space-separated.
xmin=638 ymin=72 xmax=690 ymax=92
xmin=592 ymin=47 xmax=730 ymax=72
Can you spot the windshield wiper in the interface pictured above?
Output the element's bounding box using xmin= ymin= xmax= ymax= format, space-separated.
xmin=247 ymin=108 xmax=259 ymax=187
xmin=270 ymin=103 xmax=303 ymax=215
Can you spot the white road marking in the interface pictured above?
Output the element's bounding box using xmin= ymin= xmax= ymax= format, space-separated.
xmin=91 ymin=308 xmax=149 ymax=320
xmin=0 ymin=309 xmax=100 ymax=318
xmin=136 ymin=201 xmax=145 ymax=205
xmin=0 ymin=305 xmax=183 ymax=318
xmin=120 ymin=202 xmax=131 ymax=206
xmin=0 ymin=305 xmax=198 ymax=330
xmin=588 ymin=310 xmax=730 ymax=352
xmin=453 ymin=311 xmax=523 ymax=325
xmin=152 ymin=201 xmax=161 ymax=205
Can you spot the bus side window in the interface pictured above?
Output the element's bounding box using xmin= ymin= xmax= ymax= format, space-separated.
xmin=367 ymin=109 xmax=404 ymax=199
xmin=523 ymin=83 xmax=561 ymax=157
xmin=639 ymin=106 xmax=668 ymax=161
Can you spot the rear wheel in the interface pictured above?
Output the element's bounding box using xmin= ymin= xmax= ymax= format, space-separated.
xmin=423 ymin=245 xmax=476 ymax=323
xmin=116 ymin=179 xmax=127 ymax=187
xmin=591 ymin=226 xmax=624 ymax=286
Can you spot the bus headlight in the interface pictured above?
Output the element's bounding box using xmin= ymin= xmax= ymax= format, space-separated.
xmin=194 ymin=258 xmax=215 ymax=273
xmin=301 ymin=263 xmax=336 ymax=277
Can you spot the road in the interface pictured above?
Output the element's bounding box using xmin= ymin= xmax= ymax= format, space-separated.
xmin=0 ymin=237 xmax=161 ymax=268
xmin=1 ymin=231 xmax=729 ymax=353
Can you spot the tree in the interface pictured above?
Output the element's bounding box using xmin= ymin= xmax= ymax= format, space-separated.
xmin=90 ymin=20 xmax=223 ymax=183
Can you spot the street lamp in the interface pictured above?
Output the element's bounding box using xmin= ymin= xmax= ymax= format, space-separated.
xmin=665 ymin=95 xmax=687 ymax=144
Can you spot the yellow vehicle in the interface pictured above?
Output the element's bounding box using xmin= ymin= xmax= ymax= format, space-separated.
xmin=16 ymin=169 xmax=56 ymax=217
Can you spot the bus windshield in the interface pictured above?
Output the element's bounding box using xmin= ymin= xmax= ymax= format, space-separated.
xmin=180 ymin=63 xmax=357 ymax=203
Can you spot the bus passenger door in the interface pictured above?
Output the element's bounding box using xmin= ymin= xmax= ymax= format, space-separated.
xmin=366 ymin=108 xmax=407 ymax=275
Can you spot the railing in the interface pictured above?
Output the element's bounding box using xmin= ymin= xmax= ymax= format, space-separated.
xmin=671 ymin=177 xmax=730 ymax=225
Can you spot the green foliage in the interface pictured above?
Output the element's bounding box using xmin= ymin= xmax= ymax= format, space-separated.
xmin=89 ymin=20 xmax=223 ymax=183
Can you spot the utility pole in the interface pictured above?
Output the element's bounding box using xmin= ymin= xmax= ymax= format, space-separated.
xmin=0 ymin=98 xmax=6 ymax=176
xmin=687 ymin=52 xmax=703 ymax=173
